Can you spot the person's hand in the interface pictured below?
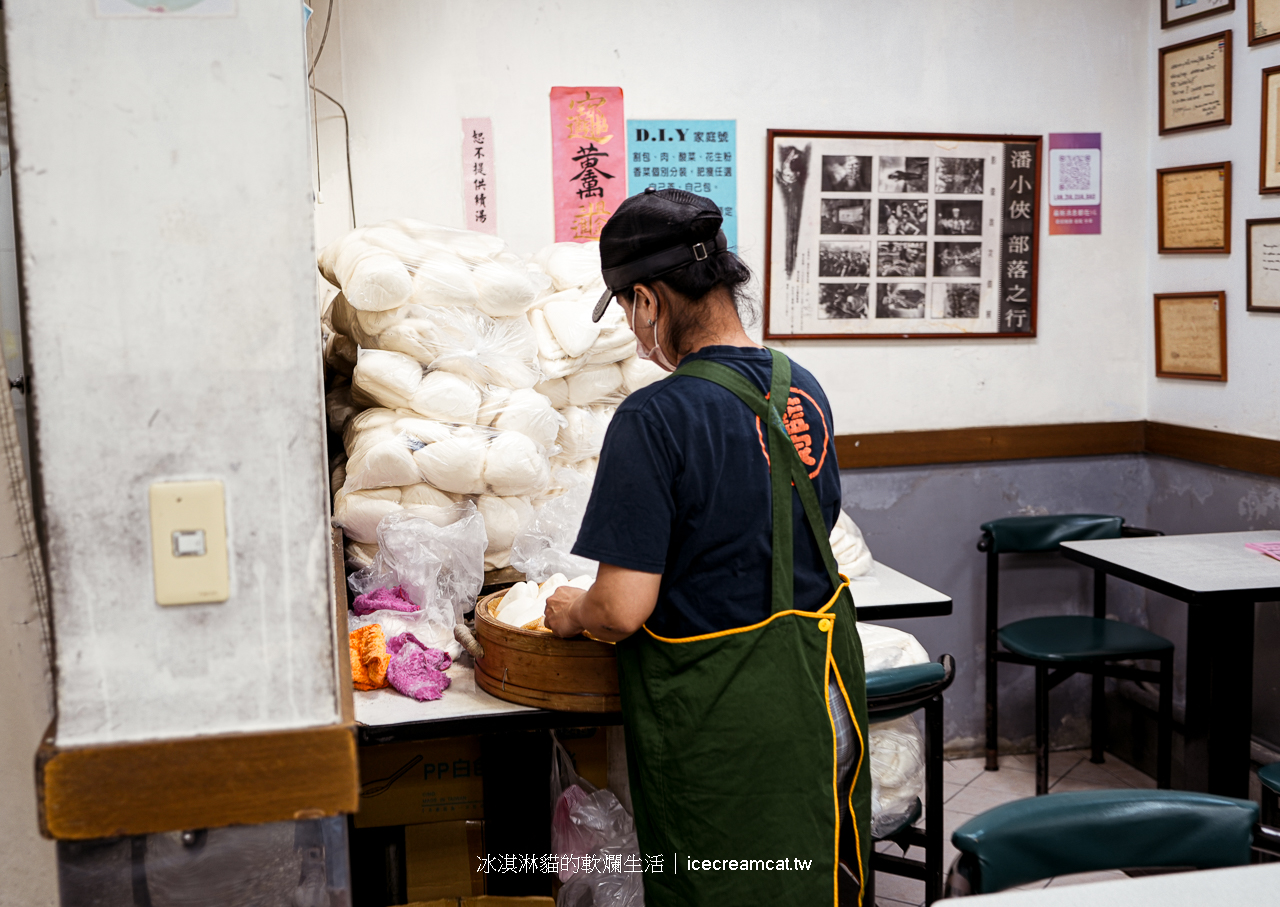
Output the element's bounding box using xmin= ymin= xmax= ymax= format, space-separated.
xmin=544 ymin=586 xmax=587 ymax=638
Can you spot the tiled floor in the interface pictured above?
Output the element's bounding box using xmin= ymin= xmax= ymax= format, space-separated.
xmin=869 ymin=748 xmax=1156 ymax=906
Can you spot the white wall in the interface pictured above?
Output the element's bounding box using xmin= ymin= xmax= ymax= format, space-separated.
xmin=314 ymin=0 xmax=1152 ymax=435
xmin=6 ymin=1 xmax=340 ymax=747
xmin=1148 ymin=5 xmax=1280 ymax=441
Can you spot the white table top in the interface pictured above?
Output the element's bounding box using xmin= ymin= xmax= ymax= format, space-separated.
xmin=354 ymin=661 xmax=536 ymax=731
xmin=1061 ymin=530 xmax=1280 ymax=602
xmin=962 ymin=861 xmax=1280 ymax=905
xmin=355 ymin=559 xmax=951 ymax=730
xmin=847 ymin=561 xmax=952 ymax=618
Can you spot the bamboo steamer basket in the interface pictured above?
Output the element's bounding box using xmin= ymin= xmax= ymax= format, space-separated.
xmin=470 ymin=589 xmax=620 ymax=712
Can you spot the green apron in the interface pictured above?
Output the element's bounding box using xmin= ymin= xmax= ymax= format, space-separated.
xmin=617 ymin=349 xmax=871 ymax=906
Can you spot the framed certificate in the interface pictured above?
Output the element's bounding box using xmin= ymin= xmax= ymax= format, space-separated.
xmin=1262 ymin=66 xmax=1280 ymax=194
xmin=1250 ymin=0 xmax=1280 ymax=45
xmin=1154 ymin=292 xmax=1227 ymax=381
xmin=1159 ymin=30 xmax=1232 ymax=135
xmin=1157 ymin=162 xmax=1231 ymax=254
xmin=1246 ymin=218 xmax=1280 ymax=311
xmin=764 ymin=130 xmax=1040 ymax=340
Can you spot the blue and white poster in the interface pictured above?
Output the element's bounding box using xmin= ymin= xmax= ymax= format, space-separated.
xmin=626 ymin=120 xmax=737 ymax=250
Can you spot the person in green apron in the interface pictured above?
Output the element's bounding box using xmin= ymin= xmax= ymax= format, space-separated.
xmin=545 ymin=188 xmax=870 ymax=906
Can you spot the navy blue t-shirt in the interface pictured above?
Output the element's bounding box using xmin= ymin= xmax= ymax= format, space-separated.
xmin=571 ymin=346 xmax=842 ymax=639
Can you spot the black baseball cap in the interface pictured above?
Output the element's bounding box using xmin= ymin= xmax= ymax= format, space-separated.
xmin=592 ymin=187 xmax=728 ymax=322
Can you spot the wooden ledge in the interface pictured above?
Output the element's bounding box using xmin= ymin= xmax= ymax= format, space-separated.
xmin=38 ymin=722 xmax=358 ymax=840
xmin=835 ymin=420 xmax=1280 ymax=478
xmin=835 ymin=421 xmax=1145 ymax=469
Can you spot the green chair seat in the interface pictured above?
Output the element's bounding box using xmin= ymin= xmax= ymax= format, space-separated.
xmin=1259 ymin=762 xmax=1280 ymax=796
xmin=951 ymin=789 xmax=1258 ymax=894
xmin=866 ymin=661 xmax=947 ymax=700
xmin=998 ymin=616 xmax=1172 ymax=663
xmin=980 ymin=514 xmax=1122 ymax=554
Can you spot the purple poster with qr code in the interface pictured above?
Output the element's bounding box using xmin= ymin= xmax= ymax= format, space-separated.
xmin=1048 ymin=133 xmax=1101 ymax=235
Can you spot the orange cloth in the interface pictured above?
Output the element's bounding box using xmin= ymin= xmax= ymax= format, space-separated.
xmin=350 ymin=623 xmax=390 ymax=691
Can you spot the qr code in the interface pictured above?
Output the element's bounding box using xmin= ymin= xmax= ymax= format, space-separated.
xmin=1056 ymin=154 xmax=1092 ymax=192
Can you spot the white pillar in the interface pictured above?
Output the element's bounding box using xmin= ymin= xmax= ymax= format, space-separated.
xmin=4 ymin=0 xmax=340 ymax=747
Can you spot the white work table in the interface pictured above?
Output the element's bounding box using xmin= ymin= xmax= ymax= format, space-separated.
xmin=355 ymin=559 xmax=951 ymax=744
xmin=961 ymin=861 xmax=1280 ymax=905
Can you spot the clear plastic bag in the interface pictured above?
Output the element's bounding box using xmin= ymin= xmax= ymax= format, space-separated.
xmin=868 ymin=714 xmax=926 ymax=838
xmin=556 ymin=405 xmax=615 ymax=463
xmin=511 ymin=468 xmax=598 ymax=582
xmin=550 ymin=733 xmax=643 ymax=907
xmin=333 ymin=294 xmax=542 ymax=390
xmin=476 ymin=494 xmax=534 ymax=571
xmin=351 ymin=349 xmax=564 ymax=449
xmin=858 ymin=623 xmax=931 ymax=674
xmin=347 ymin=504 xmax=486 ymax=657
xmin=340 ymin=409 xmax=552 ymax=498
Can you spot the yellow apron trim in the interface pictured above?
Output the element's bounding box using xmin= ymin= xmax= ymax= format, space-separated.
xmin=817 ymin=575 xmax=852 ymax=615
xmin=642 ymin=608 xmax=833 ymax=645
xmin=823 ymin=623 xmax=840 ymax=907
xmin=831 ymin=658 xmax=867 ymax=907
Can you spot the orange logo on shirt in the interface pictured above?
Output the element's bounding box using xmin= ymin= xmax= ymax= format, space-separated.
xmin=755 ymin=387 xmax=829 ymax=479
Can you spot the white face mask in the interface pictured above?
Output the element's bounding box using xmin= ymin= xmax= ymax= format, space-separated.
xmin=627 ymin=297 xmax=677 ymax=373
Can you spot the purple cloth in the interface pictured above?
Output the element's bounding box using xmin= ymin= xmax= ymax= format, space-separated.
xmin=352 ymin=585 xmax=419 ymax=617
xmin=386 ymin=632 xmax=453 ymax=701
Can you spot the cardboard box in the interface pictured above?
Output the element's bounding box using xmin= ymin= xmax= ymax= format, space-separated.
xmin=557 ymin=727 xmax=608 ymax=791
xmin=356 ymin=737 xmax=484 ymax=828
xmin=407 ymin=899 xmax=555 ymax=907
xmin=405 ymin=819 xmax=486 ymax=902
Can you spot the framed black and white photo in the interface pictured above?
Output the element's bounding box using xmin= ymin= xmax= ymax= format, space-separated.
xmin=765 ymin=130 xmax=1040 ymax=340
xmin=1247 ymin=217 xmax=1280 ymax=311
xmin=1162 ymin=0 xmax=1234 ymax=29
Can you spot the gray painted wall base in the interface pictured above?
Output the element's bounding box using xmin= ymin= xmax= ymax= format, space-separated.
xmin=841 ymin=454 xmax=1280 ymax=758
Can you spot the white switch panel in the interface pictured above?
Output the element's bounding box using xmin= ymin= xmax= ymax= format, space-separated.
xmin=148 ymin=480 xmax=229 ymax=606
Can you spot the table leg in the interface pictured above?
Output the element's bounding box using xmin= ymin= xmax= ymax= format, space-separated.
xmin=1183 ymin=601 xmax=1255 ymax=797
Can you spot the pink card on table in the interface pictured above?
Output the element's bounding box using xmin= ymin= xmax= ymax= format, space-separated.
xmin=1245 ymin=542 xmax=1280 ymax=562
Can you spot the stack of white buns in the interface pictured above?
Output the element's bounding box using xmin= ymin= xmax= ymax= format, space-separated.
xmin=321 ymin=221 xmax=662 ymax=571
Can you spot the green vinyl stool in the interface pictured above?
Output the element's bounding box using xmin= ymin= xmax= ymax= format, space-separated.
xmin=860 ymin=655 xmax=955 ymax=906
xmin=945 ymin=789 xmax=1277 ymax=895
xmin=1260 ymin=762 xmax=1280 ymax=828
xmin=980 ymin=514 xmax=1174 ymax=794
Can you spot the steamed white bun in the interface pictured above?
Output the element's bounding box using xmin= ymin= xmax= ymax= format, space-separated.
xmin=413 ymin=428 xmax=488 ymax=494
xmin=483 ymin=431 xmax=550 ymax=496
xmin=333 ymin=487 xmax=403 ymax=544
xmin=409 ymin=370 xmax=482 ymax=424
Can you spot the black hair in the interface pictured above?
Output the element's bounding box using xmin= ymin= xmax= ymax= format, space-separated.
xmin=618 ymin=250 xmax=756 ymax=359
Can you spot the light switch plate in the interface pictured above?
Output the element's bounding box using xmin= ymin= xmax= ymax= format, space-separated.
xmin=149 ymin=480 xmax=229 ymax=606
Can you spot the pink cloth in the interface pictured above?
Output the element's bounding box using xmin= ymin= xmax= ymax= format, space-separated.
xmin=352 ymin=585 xmax=419 ymax=617
xmin=386 ymin=632 xmax=453 ymax=701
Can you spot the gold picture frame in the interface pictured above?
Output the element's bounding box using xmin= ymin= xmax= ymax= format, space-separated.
xmin=1154 ymin=292 xmax=1228 ymax=381
xmin=1157 ymin=162 xmax=1231 ymax=254
xmin=1159 ymin=30 xmax=1232 ymax=135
